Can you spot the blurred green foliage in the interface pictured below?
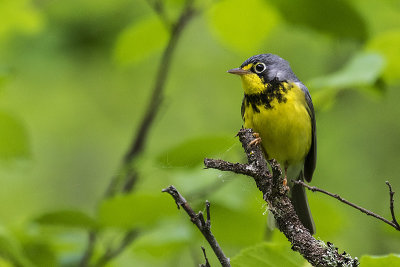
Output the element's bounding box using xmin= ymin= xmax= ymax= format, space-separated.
xmin=231 ymin=242 xmax=306 ymax=267
xmin=0 ymin=0 xmax=399 ymax=266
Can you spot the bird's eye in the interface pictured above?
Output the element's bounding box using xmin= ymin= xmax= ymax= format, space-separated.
xmin=254 ymin=63 xmax=266 ymax=74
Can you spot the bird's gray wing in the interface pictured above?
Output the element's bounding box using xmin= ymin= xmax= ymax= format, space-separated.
xmin=300 ymin=83 xmax=316 ymax=182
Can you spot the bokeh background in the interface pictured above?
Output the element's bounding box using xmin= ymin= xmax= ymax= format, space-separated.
xmin=0 ymin=0 xmax=400 ymax=266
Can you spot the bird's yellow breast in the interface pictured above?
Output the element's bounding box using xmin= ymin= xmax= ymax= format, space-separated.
xmin=242 ymin=82 xmax=312 ymax=167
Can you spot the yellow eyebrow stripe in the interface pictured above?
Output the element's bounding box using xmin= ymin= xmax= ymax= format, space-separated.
xmin=242 ymin=63 xmax=253 ymax=70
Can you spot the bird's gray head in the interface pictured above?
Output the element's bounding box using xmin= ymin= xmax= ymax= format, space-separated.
xmin=240 ymin=54 xmax=299 ymax=83
xmin=228 ymin=54 xmax=299 ymax=95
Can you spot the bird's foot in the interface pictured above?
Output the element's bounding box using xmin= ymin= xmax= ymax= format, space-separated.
xmin=283 ymin=169 xmax=290 ymax=192
xmin=248 ymin=132 xmax=262 ymax=147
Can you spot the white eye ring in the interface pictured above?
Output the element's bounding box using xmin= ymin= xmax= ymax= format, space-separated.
xmin=254 ymin=62 xmax=266 ymax=74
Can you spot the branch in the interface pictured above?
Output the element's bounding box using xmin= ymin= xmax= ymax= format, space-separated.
xmin=162 ymin=185 xmax=231 ymax=267
xmin=199 ymin=247 xmax=211 ymax=267
xmin=79 ymin=1 xmax=198 ymax=266
xmin=293 ymin=180 xmax=400 ymax=231
xmin=146 ymin=0 xmax=171 ymax=28
xmin=108 ymin=0 xmax=197 ymax=197
xmin=386 ymin=181 xmax=400 ymax=229
xmin=93 ymin=230 xmax=139 ymax=267
xmin=204 ymin=128 xmax=358 ymax=267
xmin=79 ymin=231 xmax=96 ymax=267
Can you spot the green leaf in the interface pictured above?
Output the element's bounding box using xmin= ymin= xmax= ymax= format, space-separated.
xmin=113 ymin=15 xmax=169 ymax=65
xmin=34 ymin=210 xmax=98 ymax=229
xmin=310 ymin=52 xmax=385 ymax=89
xmin=210 ymin=201 xmax=265 ymax=246
xmin=0 ymin=110 xmax=30 ymax=160
xmin=22 ymin=240 xmax=57 ymax=267
xmin=231 ymin=242 xmax=306 ymax=267
xmin=366 ymin=30 xmax=400 ymax=83
xmin=0 ymin=257 xmax=14 ymax=267
xmin=309 ymin=52 xmax=385 ymax=110
xmin=157 ymin=135 xmax=236 ymax=168
xmin=207 ymin=0 xmax=280 ymax=53
xmin=0 ymin=0 xmax=44 ymax=41
xmin=271 ymin=0 xmax=367 ymax=40
xmin=0 ymin=233 xmax=34 ymax=267
xmin=98 ymin=193 xmax=175 ymax=229
xmin=132 ymin=219 xmax=193 ymax=258
xmin=360 ymin=254 xmax=400 ymax=266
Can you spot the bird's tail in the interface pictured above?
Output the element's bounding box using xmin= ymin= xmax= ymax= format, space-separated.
xmin=290 ymin=173 xmax=315 ymax=235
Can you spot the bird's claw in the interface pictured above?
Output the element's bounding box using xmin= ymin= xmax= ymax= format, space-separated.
xmin=248 ymin=132 xmax=262 ymax=147
xmin=283 ymin=177 xmax=290 ymax=192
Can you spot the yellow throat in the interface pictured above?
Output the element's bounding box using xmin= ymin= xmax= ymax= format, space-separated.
xmin=239 ymin=65 xmax=312 ymax=168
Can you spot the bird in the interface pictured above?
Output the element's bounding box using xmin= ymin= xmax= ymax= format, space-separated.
xmin=228 ymin=53 xmax=316 ymax=234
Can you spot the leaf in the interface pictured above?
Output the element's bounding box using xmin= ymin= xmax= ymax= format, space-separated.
xmin=132 ymin=219 xmax=193 ymax=258
xmin=271 ymin=0 xmax=367 ymax=40
xmin=0 ymin=257 xmax=14 ymax=267
xmin=22 ymin=240 xmax=57 ymax=267
xmin=207 ymin=0 xmax=280 ymax=53
xmin=360 ymin=254 xmax=400 ymax=266
xmin=366 ymin=30 xmax=400 ymax=82
xmin=308 ymin=52 xmax=385 ymax=110
xmin=157 ymin=135 xmax=236 ymax=168
xmin=34 ymin=210 xmax=98 ymax=229
xmin=0 ymin=0 xmax=44 ymax=41
xmin=113 ymin=15 xmax=169 ymax=65
xmin=231 ymin=242 xmax=306 ymax=267
xmin=210 ymin=201 xmax=266 ymax=246
xmin=0 ymin=233 xmax=34 ymax=267
xmin=0 ymin=110 xmax=30 ymax=160
xmin=310 ymin=52 xmax=384 ymax=89
xmin=98 ymin=193 xmax=175 ymax=229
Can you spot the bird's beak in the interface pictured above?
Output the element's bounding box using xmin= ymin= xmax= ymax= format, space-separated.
xmin=227 ymin=68 xmax=250 ymax=75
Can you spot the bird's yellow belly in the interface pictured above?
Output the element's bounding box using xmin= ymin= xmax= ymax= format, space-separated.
xmin=243 ymin=86 xmax=312 ymax=166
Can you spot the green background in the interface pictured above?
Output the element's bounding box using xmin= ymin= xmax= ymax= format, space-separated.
xmin=0 ymin=0 xmax=400 ymax=266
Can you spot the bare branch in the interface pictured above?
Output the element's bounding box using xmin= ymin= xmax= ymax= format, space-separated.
xmin=199 ymin=246 xmax=211 ymax=267
xmin=110 ymin=0 xmax=197 ymax=196
xmin=79 ymin=1 xmax=198 ymax=266
xmin=386 ymin=181 xmax=400 ymax=229
xmin=294 ymin=180 xmax=400 ymax=231
xmin=79 ymin=231 xmax=97 ymax=267
xmin=204 ymin=159 xmax=258 ymax=177
xmin=162 ymin=185 xmax=231 ymax=267
xmin=204 ymin=128 xmax=358 ymax=267
xmin=146 ymin=0 xmax=171 ymax=28
xmin=205 ymin=200 xmax=211 ymax=228
xmin=93 ymin=230 xmax=139 ymax=267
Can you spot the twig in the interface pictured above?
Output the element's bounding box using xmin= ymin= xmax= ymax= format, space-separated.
xmin=386 ymin=181 xmax=400 ymax=229
xmin=293 ymin=180 xmax=400 ymax=231
xmin=79 ymin=231 xmax=97 ymax=267
xmin=162 ymin=186 xmax=231 ymax=267
xmin=204 ymin=128 xmax=358 ymax=267
xmin=146 ymin=0 xmax=171 ymax=28
xmin=199 ymin=246 xmax=211 ymax=267
xmin=93 ymin=230 xmax=139 ymax=267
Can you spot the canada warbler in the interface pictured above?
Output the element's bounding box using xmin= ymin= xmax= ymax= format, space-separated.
xmin=228 ymin=54 xmax=316 ymax=234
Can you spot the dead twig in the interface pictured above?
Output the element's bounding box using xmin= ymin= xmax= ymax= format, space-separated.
xmin=162 ymin=185 xmax=231 ymax=267
xmin=199 ymin=246 xmax=211 ymax=267
xmin=293 ymin=180 xmax=400 ymax=231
